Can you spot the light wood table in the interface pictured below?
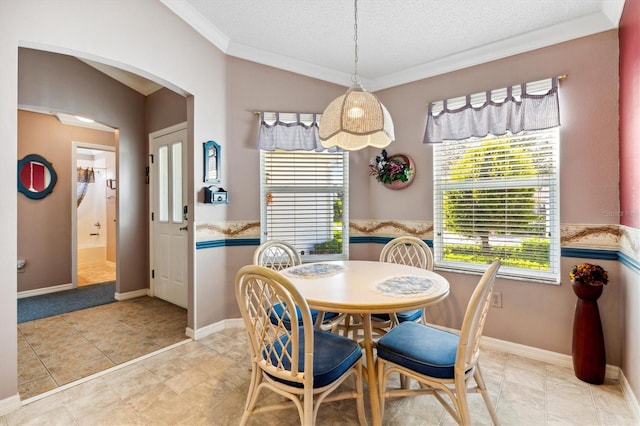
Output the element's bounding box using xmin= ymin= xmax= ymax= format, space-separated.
xmin=281 ymin=260 xmax=450 ymax=426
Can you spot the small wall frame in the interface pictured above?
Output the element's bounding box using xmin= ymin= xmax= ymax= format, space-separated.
xmin=17 ymin=154 xmax=58 ymax=200
xmin=203 ymin=140 xmax=221 ymax=183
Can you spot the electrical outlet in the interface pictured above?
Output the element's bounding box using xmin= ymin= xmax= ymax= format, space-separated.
xmin=490 ymin=292 xmax=502 ymax=308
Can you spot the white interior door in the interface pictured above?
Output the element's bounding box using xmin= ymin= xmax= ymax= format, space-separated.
xmin=150 ymin=126 xmax=188 ymax=308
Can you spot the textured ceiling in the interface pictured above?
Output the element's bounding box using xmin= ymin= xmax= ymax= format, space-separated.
xmin=162 ymin=0 xmax=625 ymax=91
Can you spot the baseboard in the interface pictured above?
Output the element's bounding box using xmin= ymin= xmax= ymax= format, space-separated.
xmin=190 ymin=317 xmax=244 ymax=340
xmin=17 ymin=283 xmax=73 ymax=299
xmin=620 ymin=370 xmax=640 ymax=422
xmin=225 ymin=318 xmax=244 ymax=329
xmin=189 ymin=320 xmax=224 ymax=339
xmin=20 ymin=286 xmax=146 ymax=302
xmin=114 ymin=289 xmax=149 ymax=301
xmin=0 ymin=394 xmax=21 ymax=416
xmin=480 ymin=335 xmax=620 ymax=380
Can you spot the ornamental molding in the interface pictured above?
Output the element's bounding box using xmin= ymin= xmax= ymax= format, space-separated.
xmin=195 ymin=220 xmax=640 ymax=263
xmin=350 ymin=220 xmax=433 ymax=238
xmin=619 ymin=225 xmax=640 ymax=261
xmin=560 ymin=224 xmax=620 ymax=250
xmin=196 ymin=221 xmax=260 ymax=241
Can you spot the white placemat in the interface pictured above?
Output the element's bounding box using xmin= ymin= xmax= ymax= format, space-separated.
xmin=283 ymin=263 xmax=345 ymax=279
xmin=373 ymin=275 xmax=437 ymax=297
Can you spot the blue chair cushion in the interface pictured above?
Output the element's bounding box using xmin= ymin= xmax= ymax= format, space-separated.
xmin=269 ymin=303 xmax=319 ymax=329
xmin=265 ymin=327 xmax=362 ymax=388
xmin=376 ymin=321 xmax=459 ymax=379
xmin=372 ymin=309 xmax=422 ymax=323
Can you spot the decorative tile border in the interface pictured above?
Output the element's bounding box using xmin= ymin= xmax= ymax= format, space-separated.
xmin=620 ymin=225 xmax=640 ymax=260
xmin=560 ymin=224 xmax=620 ymax=250
xmin=196 ymin=221 xmax=260 ymax=242
xmin=195 ymin=220 xmax=640 ymax=272
xmin=349 ymin=219 xmax=433 ymax=238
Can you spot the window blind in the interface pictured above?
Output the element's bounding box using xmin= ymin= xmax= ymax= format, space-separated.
xmin=260 ymin=150 xmax=349 ymax=261
xmin=433 ymin=128 xmax=560 ymax=283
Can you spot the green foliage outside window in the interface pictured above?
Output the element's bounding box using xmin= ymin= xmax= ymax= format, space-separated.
xmin=312 ymin=197 xmax=344 ymax=255
xmin=443 ymin=237 xmax=550 ymax=269
xmin=443 ymin=136 xmax=546 ymax=263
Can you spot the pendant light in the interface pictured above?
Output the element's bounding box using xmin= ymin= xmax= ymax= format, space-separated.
xmin=319 ymin=0 xmax=395 ymax=150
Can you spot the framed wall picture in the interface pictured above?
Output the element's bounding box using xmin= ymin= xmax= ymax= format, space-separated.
xmin=17 ymin=154 xmax=58 ymax=200
xmin=203 ymin=140 xmax=220 ymax=183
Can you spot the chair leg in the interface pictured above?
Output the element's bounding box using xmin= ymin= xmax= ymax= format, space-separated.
xmin=244 ymin=364 xmax=260 ymax=410
xmin=474 ymin=364 xmax=500 ymax=425
xmin=400 ymin=373 xmax=410 ymax=389
xmin=377 ymin=358 xmax=387 ymax=421
xmin=420 ymin=307 xmax=428 ymax=324
xmin=240 ymin=379 xmax=263 ymax=426
xmin=303 ymin=387 xmax=313 ymax=425
xmin=342 ymin=314 xmax=353 ymax=338
xmin=354 ymin=362 xmax=367 ymax=426
xmin=455 ymin=378 xmax=471 ymax=426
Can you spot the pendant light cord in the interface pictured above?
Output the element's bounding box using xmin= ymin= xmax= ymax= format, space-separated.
xmin=352 ymin=0 xmax=360 ymax=86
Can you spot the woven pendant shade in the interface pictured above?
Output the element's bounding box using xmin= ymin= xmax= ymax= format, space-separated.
xmin=319 ymin=0 xmax=394 ymax=151
xmin=319 ymin=85 xmax=395 ymax=151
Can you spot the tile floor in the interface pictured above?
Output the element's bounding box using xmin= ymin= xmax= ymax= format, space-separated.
xmin=4 ymin=316 xmax=638 ymax=425
xmin=17 ymin=296 xmax=188 ymax=400
xmin=77 ymin=262 xmax=116 ymax=286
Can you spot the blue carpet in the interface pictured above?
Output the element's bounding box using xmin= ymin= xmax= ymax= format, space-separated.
xmin=18 ymin=282 xmax=116 ymax=323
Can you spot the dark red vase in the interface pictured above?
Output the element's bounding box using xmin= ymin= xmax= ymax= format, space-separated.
xmin=571 ymin=280 xmax=606 ymax=384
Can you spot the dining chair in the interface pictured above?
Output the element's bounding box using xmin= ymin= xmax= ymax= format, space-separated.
xmin=253 ymin=240 xmax=345 ymax=332
xmin=235 ymin=265 xmax=366 ymax=426
xmin=253 ymin=240 xmax=301 ymax=271
xmin=376 ymin=260 xmax=501 ymax=425
xmin=342 ymin=236 xmax=434 ymax=338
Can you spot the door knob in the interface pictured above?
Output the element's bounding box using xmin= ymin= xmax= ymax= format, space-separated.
xmin=179 ymin=226 xmax=188 ymax=231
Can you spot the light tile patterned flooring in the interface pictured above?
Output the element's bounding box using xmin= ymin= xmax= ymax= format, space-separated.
xmin=16 ymin=296 xmax=188 ymax=400
xmin=77 ymin=262 xmax=116 ymax=286
xmin=4 ymin=305 xmax=638 ymax=425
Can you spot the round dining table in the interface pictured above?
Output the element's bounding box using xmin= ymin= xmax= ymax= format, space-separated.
xmin=281 ymin=260 xmax=450 ymax=426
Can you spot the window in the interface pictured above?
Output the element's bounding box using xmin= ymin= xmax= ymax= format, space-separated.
xmin=260 ymin=149 xmax=349 ymax=262
xmin=433 ymin=128 xmax=560 ymax=283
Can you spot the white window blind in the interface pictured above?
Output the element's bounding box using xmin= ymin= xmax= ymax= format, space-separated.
xmin=433 ymin=128 xmax=560 ymax=283
xmin=260 ymin=150 xmax=349 ymax=261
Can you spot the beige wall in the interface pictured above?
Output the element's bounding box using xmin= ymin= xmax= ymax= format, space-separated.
xmin=407 ymin=32 xmax=620 ymax=360
xmin=219 ymin=31 xmax=622 ymax=364
xmin=373 ymin=31 xmax=620 ymax=225
xmin=17 ymin=58 xmax=188 ymax=294
xmin=372 ymin=31 xmax=622 ymax=363
xmin=19 ymin=48 xmax=149 ymax=296
xmin=146 ymin=87 xmax=187 ymax=134
xmin=17 ymin=111 xmax=116 ymax=291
